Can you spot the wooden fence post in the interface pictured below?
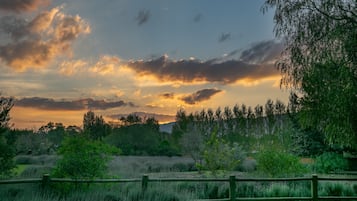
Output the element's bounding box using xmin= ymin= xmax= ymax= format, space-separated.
xmin=229 ymin=175 xmax=236 ymax=201
xmin=311 ymin=174 xmax=318 ymax=201
xmin=42 ymin=174 xmax=50 ymax=189
xmin=142 ymin=174 xmax=149 ymax=193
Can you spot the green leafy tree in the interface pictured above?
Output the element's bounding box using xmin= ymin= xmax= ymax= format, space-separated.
xmin=119 ymin=113 xmax=142 ymax=126
xmin=145 ymin=117 xmax=159 ymax=131
xmin=107 ymin=124 xmax=161 ymax=155
xmin=197 ymin=129 xmax=245 ymax=175
xmin=264 ymin=99 xmax=275 ymax=134
xmin=38 ymin=122 xmax=66 ymax=151
xmin=53 ymin=136 xmax=120 ymax=179
xmin=83 ymin=111 xmax=110 ymax=141
xmin=263 ymin=0 xmax=357 ymax=147
xmin=0 ymin=96 xmax=15 ymax=178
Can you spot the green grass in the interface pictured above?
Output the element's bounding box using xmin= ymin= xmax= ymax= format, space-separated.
xmin=12 ymin=165 xmax=28 ymax=176
xmin=1 ymin=178 xmax=356 ymax=201
xmin=2 ymin=154 xmax=356 ymax=201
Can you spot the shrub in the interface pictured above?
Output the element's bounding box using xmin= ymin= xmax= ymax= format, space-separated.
xmin=197 ymin=132 xmax=245 ymax=175
xmin=52 ymin=136 xmax=120 ymax=179
xmin=314 ymin=152 xmax=348 ymax=173
xmin=256 ymin=148 xmax=307 ymax=177
xmin=0 ymin=138 xmax=15 ymax=178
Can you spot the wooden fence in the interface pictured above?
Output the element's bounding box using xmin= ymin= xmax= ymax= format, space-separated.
xmin=1 ymin=174 xmax=357 ymax=201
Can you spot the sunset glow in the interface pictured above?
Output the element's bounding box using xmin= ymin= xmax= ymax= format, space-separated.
xmin=0 ymin=0 xmax=289 ymax=129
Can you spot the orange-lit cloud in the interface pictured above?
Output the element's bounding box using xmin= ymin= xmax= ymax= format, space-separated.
xmin=0 ymin=6 xmax=90 ymax=71
xmin=0 ymin=0 xmax=49 ymax=12
xmin=126 ymin=40 xmax=283 ymax=85
xmin=234 ymin=75 xmax=282 ymax=87
xmin=159 ymin=92 xmax=175 ymax=99
xmin=59 ymin=59 xmax=87 ymax=76
xmin=89 ymin=55 xmax=121 ymax=75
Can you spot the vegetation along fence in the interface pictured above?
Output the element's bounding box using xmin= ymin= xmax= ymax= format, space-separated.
xmin=1 ymin=174 xmax=357 ymax=201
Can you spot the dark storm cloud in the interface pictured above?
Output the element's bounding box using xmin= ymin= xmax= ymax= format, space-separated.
xmin=136 ymin=9 xmax=150 ymax=25
xmin=0 ymin=16 xmax=28 ymax=41
xmin=181 ymin=88 xmax=222 ymax=105
xmin=127 ymin=58 xmax=274 ymax=84
xmin=240 ymin=40 xmax=284 ymax=64
xmin=218 ymin=33 xmax=231 ymax=42
xmin=0 ymin=0 xmax=49 ymax=12
xmin=15 ymin=97 xmax=135 ymax=110
xmin=159 ymin=92 xmax=175 ymax=99
xmin=126 ymin=40 xmax=283 ymax=84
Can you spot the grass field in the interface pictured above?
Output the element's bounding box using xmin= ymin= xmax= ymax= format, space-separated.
xmin=1 ymin=154 xmax=356 ymax=201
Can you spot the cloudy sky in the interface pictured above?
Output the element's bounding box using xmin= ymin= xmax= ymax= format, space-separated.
xmin=0 ymin=0 xmax=288 ymax=129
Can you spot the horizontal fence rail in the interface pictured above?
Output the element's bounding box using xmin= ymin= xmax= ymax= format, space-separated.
xmin=1 ymin=174 xmax=357 ymax=201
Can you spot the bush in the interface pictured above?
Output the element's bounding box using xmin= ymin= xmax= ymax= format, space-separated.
xmin=0 ymin=138 xmax=16 ymax=178
xmin=52 ymin=136 xmax=120 ymax=179
xmin=256 ymin=148 xmax=307 ymax=177
xmin=197 ymin=132 xmax=245 ymax=175
xmin=314 ymin=152 xmax=348 ymax=173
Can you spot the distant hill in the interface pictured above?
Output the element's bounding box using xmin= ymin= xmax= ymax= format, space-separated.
xmin=159 ymin=122 xmax=175 ymax=133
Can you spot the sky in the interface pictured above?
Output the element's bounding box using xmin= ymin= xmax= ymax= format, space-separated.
xmin=0 ymin=0 xmax=289 ymax=129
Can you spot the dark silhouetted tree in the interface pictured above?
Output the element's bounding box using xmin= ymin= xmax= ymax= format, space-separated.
xmin=83 ymin=111 xmax=110 ymax=141
xmin=0 ymin=96 xmax=15 ymax=177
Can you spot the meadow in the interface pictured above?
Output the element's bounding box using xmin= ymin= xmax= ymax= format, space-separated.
xmin=1 ymin=154 xmax=356 ymax=201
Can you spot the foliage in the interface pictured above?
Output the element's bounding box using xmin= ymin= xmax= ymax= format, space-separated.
xmin=52 ymin=136 xmax=120 ymax=179
xmin=119 ymin=113 xmax=142 ymax=126
xmin=0 ymin=96 xmax=15 ymax=178
xmin=106 ymin=120 xmax=178 ymax=156
xmin=106 ymin=124 xmax=159 ymax=155
xmin=0 ymin=137 xmax=16 ymax=178
xmin=180 ymin=125 xmax=205 ymax=164
xmin=290 ymin=126 xmax=326 ymax=157
xmin=287 ymin=93 xmax=328 ymax=157
xmin=256 ymin=148 xmax=307 ymax=177
xmin=299 ymin=61 xmax=357 ymax=147
xmin=197 ymin=129 xmax=245 ymax=174
xmin=83 ymin=111 xmax=111 ymax=141
xmin=314 ymin=152 xmax=348 ymax=173
xmin=38 ymin=122 xmax=66 ymax=149
xmin=11 ymin=129 xmax=53 ymax=155
xmin=263 ymin=0 xmax=357 ymax=147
